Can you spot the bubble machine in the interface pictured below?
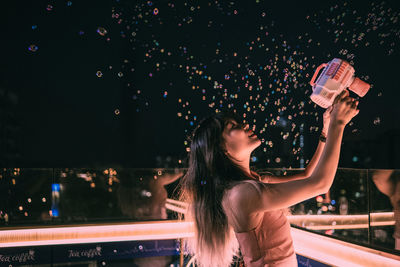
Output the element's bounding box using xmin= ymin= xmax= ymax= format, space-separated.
xmin=309 ymin=58 xmax=371 ymax=108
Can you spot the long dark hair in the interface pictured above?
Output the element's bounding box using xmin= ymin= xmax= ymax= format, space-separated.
xmin=177 ymin=110 xmax=259 ymax=267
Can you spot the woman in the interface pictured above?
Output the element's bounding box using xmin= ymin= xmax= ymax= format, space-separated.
xmin=177 ymin=89 xmax=359 ymax=267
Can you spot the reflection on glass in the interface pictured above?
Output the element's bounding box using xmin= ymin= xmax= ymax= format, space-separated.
xmin=55 ymin=168 xmax=122 ymax=222
xmin=116 ymin=168 xmax=183 ymax=221
xmin=289 ymin=168 xmax=369 ymax=245
xmin=115 ymin=168 xmax=184 ymax=266
xmin=0 ymin=168 xmax=53 ymax=226
xmin=371 ymin=169 xmax=400 ymax=250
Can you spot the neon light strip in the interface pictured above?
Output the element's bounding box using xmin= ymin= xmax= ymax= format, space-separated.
xmin=0 ymin=221 xmax=194 ymax=248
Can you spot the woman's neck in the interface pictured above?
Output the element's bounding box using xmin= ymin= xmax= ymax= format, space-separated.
xmin=227 ymin=153 xmax=259 ymax=180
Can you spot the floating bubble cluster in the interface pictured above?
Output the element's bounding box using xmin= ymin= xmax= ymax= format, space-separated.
xmin=309 ymin=2 xmax=399 ymax=56
xmin=28 ymin=1 xmax=399 ymax=166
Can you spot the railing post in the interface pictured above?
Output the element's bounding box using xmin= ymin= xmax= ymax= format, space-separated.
xmin=367 ymin=169 xmax=371 ymax=245
xmin=180 ymin=238 xmax=184 ymax=267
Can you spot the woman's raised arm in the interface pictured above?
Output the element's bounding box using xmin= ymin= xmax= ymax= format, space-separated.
xmin=233 ymin=90 xmax=359 ymax=212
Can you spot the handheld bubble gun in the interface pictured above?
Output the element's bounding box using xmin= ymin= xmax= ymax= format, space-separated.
xmin=309 ymin=58 xmax=370 ymax=108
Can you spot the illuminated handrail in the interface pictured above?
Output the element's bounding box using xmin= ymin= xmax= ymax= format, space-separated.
xmin=166 ymin=198 xmax=395 ymax=229
xmin=166 ymin=198 xmax=188 ymax=208
xmin=287 ymin=212 xmax=395 ymax=230
xmin=0 ymin=219 xmax=399 ymax=266
xmin=0 ymin=220 xmax=194 ymax=248
xmin=2 ymin=211 xmax=395 ymax=247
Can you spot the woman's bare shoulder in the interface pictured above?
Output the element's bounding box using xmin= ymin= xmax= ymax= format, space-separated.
xmin=226 ymin=180 xmax=264 ymax=210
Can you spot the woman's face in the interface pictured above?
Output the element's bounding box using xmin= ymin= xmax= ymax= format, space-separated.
xmin=221 ymin=119 xmax=261 ymax=157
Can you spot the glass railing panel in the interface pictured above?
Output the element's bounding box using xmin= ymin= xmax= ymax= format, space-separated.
xmin=0 ymin=168 xmax=53 ymax=227
xmin=53 ymin=167 xmax=123 ymax=224
xmin=2 ymin=167 xmax=400 ymax=259
xmin=369 ymin=169 xmax=400 ymax=252
xmin=53 ymin=168 xmax=184 ymax=224
xmin=0 ymin=167 xmax=185 ymax=227
xmin=281 ymin=168 xmax=370 ymax=246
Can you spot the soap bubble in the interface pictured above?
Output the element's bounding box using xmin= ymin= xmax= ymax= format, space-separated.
xmin=373 ymin=117 xmax=381 ymax=125
xmin=28 ymin=45 xmax=38 ymax=52
xmin=283 ymin=133 xmax=289 ymax=140
xmin=97 ymin=27 xmax=108 ymax=36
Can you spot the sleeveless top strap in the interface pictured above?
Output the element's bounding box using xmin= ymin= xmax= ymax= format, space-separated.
xmin=240 ymin=180 xmax=263 ymax=197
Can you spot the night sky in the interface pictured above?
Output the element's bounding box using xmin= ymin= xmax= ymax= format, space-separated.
xmin=2 ymin=0 xmax=400 ymax=168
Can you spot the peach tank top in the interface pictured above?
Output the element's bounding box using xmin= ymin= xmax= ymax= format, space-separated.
xmin=233 ymin=180 xmax=297 ymax=267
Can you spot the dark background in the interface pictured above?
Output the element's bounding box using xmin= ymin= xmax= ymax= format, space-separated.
xmin=1 ymin=0 xmax=400 ymax=168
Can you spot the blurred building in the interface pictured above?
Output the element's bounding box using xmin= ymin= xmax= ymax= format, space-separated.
xmin=340 ymin=128 xmax=400 ymax=169
xmin=0 ymin=86 xmax=21 ymax=166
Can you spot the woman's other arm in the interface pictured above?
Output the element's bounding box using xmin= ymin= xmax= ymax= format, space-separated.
xmin=260 ymin=139 xmax=325 ymax=183
xmin=260 ymin=106 xmax=333 ymax=184
xmin=251 ymin=122 xmax=345 ymax=211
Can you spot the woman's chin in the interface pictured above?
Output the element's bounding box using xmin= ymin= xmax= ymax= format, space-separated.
xmin=251 ymin=138 xmax=262 ymax=148
xmin=253 ymin=135 xmax=261 ymax=142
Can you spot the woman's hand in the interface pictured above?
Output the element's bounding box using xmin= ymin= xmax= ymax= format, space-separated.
xmin=329 ymin=89 xmax=360 ymax=128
